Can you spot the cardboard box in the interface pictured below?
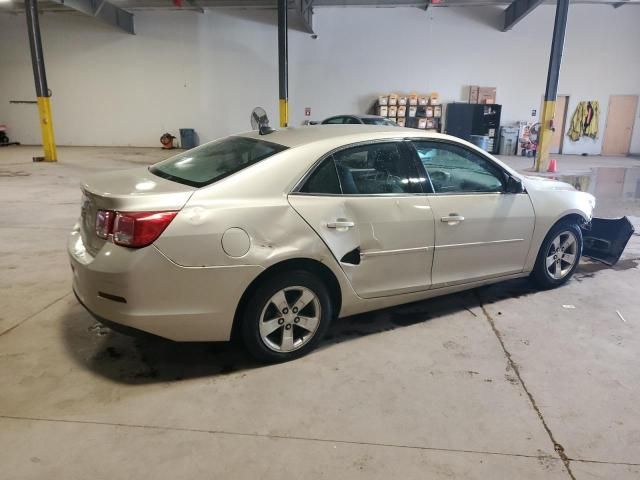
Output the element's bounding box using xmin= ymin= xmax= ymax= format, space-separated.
xmin=408 ymin=106 xmax=417 ymax=117
xmin=434 ymin=105 xmax=442 ymax=118
xmin=378 ymin=95 xmax=388 ymax=106
xmin=418 ymin=118 xmax=427 ymax=129
xmin=388 ymin=93 xmax=398 ymax=106
xmin=426 ymin=119 xmax=435 ymax=129
xmin=429 ymin=92 xmax=440 ymax=105
xmin=478 ymin=87 xmax=496 ymax=104
xmin=378 ymin=105 xmax=388 ymax=117
xmin=396 ymin=118 xmax=406 ymax=127
xmin=398 ymin=96 xmax=408 ymax=106
xmin=469 ymin=85 xmax=479 ymax=104
xmin=418 ymin=96 xmax=428 ymax=106
xmin=388 ymin=105 xmax=398 ymax=117
xmin=426 ymin=106 xmax=434 ymax=118
xmin=397 ymin=105 xmax=406 ymax=117
xmin=409 ymin=93 xmax=418 ymax=106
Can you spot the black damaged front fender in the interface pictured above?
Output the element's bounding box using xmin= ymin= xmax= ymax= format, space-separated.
xmin=581 ymin=216 xmax=635 ymax=266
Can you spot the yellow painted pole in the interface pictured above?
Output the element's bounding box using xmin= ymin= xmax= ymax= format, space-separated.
xmin=535 ymin=0 xmax=569 ymax=172
xmin=25 ymin=0 xmax=57 ymax=162
xmin=278 ymin=0 xmax=288 ymax=128
xmin=279 ymin=99 xmax=289 ymax=129
xmin=535 ymin=100 xmax=555 ymax=172
xmin=37 ymin=97 xmax=57 ymax=162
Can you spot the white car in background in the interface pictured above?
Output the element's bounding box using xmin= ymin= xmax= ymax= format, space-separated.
xmin=319 ymin=114 xmax=397 ymax=126
xmin=70 ymin=125 xmax=623 ymax=363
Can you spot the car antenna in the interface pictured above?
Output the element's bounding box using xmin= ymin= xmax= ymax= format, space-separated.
xmin=250 ymin=107 xmax=276 ymax=135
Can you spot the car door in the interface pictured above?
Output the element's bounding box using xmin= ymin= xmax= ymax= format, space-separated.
xmin=288 ymin=140 xmax=435 ymax=299
xmin=410 ymin=140 xmax=535 ymax=287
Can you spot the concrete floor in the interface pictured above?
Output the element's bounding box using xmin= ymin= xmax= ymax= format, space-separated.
xmin=1 ymin=146 xmax=639 ymax=479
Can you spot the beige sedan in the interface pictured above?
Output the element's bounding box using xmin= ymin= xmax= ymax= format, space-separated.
xmin=69 ymin=125 xmax=597 ymax=362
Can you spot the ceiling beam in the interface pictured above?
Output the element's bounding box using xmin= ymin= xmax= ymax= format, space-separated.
xmin=503 ymin=0 xmax=544 ymax=31
xmin=294 ymin=0 xmax=313 ymax=33
xmin=50 ymin=0 xmax=134 ymax=34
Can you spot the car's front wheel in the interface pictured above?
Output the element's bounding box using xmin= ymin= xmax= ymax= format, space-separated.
xmin=241 ymin=270 xmax=333 ymax=363
xmin=532 ymin=220 xmax=583 ymax=289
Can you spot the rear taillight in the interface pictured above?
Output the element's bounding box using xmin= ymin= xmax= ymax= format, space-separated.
xmin=95 ymin=210 xmax=178 ymax=248
xmin=95 ymin=210 xmax=115 ymax=239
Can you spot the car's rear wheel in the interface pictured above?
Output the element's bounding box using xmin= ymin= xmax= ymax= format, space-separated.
xmin=241 ymin=270 xmax=333 ymax=363
xmin=532 ymin=220 xmax=583 ymax=289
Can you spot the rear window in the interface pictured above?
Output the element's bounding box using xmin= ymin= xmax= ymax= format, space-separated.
xmin=150 ymin=136 xmax=288 ymax=187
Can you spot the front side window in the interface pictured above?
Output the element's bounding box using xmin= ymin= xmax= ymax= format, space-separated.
xmin=413 ymin=141 xmax=505 ymax=194
xmin=333 ymin=143 xmax=422 ymax=194
xmin=150 ymin=136 xmax=287 ymax=188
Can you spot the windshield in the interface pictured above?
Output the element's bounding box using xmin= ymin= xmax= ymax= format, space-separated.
xmin=150 ymin=136 xmax=288 ymax=187
xmin=361 ymin=117 xmax=397 ymax=126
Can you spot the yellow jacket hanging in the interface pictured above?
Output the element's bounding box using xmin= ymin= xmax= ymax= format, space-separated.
xmin=567 ymin=101 xmax=600 ymax=141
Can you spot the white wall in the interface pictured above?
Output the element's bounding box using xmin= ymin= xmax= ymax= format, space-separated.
xmin=1 ymin=5 xmax=639 ymax=153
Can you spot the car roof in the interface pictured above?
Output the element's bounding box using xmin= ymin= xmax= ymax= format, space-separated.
xmin=239 ymin=124 xmax=449 ymax=148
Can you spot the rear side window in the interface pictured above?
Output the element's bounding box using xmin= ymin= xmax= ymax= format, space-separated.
xmin=300 ymin=158 xmax=341 ymax=194
xmin=322 ymin=117 xmax=345 ymax=124
xmin=150 ymin=136 xmax=288 ymax=187
xmin=333 ymin=142 xmax=422 ymax=194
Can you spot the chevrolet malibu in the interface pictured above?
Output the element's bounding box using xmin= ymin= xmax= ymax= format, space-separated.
xmin=69 ymin=125 xmax=597 ymax=362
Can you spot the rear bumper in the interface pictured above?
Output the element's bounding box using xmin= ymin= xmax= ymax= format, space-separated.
xmin=68 ymin=224 xmax=263 ymax=341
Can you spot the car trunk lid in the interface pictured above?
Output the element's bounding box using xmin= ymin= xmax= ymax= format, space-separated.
xmin=79 ymin=167 xmax=196 ymax=256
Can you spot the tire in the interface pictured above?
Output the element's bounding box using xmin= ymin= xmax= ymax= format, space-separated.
xmin=531 ymin=220 xmax=583 ymax=289
xmin=241 ymin=270 xmax=333 ymax=363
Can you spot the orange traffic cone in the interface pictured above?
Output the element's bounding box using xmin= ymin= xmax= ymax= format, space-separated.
xmin=547 ymin=158 xmax=558 ymax=173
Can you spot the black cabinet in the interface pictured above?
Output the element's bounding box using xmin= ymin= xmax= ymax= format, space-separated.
xmin=444 ymin=103 xmax=502 ymax=154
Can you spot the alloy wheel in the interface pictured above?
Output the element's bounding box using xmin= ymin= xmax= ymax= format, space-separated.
xmin=259 ymin=286 xmax=322 ymax=353
xmin=546 ymin=231 xmax=578 ymax=280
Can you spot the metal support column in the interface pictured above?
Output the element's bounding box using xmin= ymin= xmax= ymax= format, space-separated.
xmin=535 ymin=0 xmax=569 ymax=172
xmin=278 ymin=0 xmax=289 ymax=128
xmin=25 ymin=0 xmax=57 ymax=162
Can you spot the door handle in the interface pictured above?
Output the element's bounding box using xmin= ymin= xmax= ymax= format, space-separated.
xmin=327 ymin=219 xmax=355 ymax=230
xmin=441 ymin=214 xmax=465 ymax=225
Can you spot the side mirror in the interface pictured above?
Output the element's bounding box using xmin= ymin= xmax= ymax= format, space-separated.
xmin=506 ymin=175 xmax=524 ymax=194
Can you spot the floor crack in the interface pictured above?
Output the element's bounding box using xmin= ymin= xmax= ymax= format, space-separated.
xmin=475 ymin=291 xmax=576 ymax=480
xmin=0 ymin=292 xmax=71 ymax=338
xmin=0 ymin=414 xmax=561 ymax=462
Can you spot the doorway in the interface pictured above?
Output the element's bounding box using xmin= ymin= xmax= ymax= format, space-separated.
xmin=602 ymin=95 xmax=639 ymax=156
xmin=539 ymin=95 xmax=569 ymax=154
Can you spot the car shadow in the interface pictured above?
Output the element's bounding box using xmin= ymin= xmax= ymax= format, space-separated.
xmin=61 ymin=261 xmax=618 ymax=386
